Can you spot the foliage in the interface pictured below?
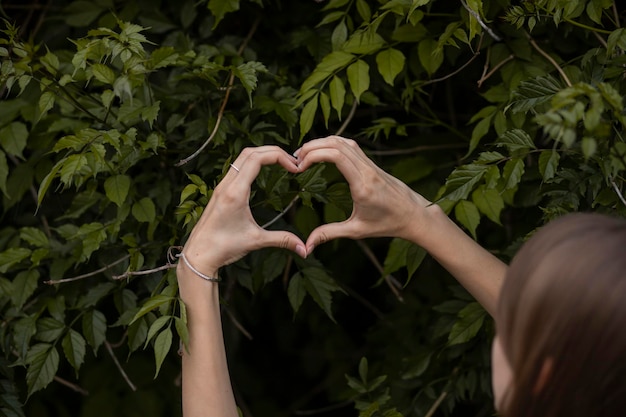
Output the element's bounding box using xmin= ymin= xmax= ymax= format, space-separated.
xmin=0 ymin=0 xmax=624 ymax=416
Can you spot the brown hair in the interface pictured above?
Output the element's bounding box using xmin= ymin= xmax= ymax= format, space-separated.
xmin=497 ymin=212 xmax=626 ymax=417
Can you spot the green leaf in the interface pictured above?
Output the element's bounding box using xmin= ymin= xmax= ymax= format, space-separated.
xmin=467 ymin=112 xmax=494 ymax=156
xmin=37 ymin=158 xmax=65 ymax=206
xmin=11 ymin=269 xmax=39 ymax=309
xmin=406 ymin=244 xmax=426 ymax=283
xmin=20 ymin=227 xmax=49 ymax=247
xmin=509 ymin=75 xmax=561 ymax=113
xmin=131 ymin=295 xmax=175 ymax=325
xmin=538 ymin=150 xmax=560 ymax=181
xmin=346 ymin=59 xmax=370 ymax=102
xmin=38 ymin=92 xmax=55 ymax=116
xmin=104 ymin=174 xmax=131 ymax=207
xmin=145 ymin=315 xmax=171 ymax=347
xmin=472 ymin=186 xmax=504 ymax=225
xmin=62 ymin=329 xmax=86 ymax=375
xmin=174 ymin=316 xmax=189 ymax=353
xmin=0 ymin=247 xmax=31 ymax=273
xmin=76 ymin=282 xmax=116 ymax=309
xmin=132 ymin=197 xmax=156 ymax=223
xmin=141 ymin=101 xmax=161 ymax=128
xmin=358 ymin=357 xmax=368 ymax=382
xmin=501 ymin=158 xmax=525 ymax=191
xmin=91 ymin=63 xmax=116 ymax=84
xmin=302 ymin=267 xmax=341 ymax=321
xmin=288 ymin=273 xmax=306 ymax=315
xmin=25 ymin=344 xmax=59 ymax=397
xmin=356 ymin=0 xmax=372 ymax=21
xmin=234 ymin=61 xmax=267 ymax=105
xmin=418 ymin=38 xmax=443 ymax=76
xmin=455 ymin=200 xmax=480 ymax=239
xmin=35 ymin=318 xmax=65 ymax=343
xmin=376 ymin=48 xmax=405 ymax=86
xmin=299 ymin=95 xmax=319 ymax=141
xmin=383 ymin=238 xmax=410 ymax=275
xmin=207 ymin=0 xmax=240 ymax=28
xmin=153 ymin=328 xmax=172 ymax=377
xmin=82 ymin=309 xmax=107 ymax=352
xmin=319 ymin=91 xmax=331 ymax=128
xmin=441 ymin=164 xmax=488 ymax=202
xmin=448 ymin=302 xmax=486 ymax=346
xmin=0 ymin=122 xmax=28 ymax=158
xmin=342 ymin=30 xmax=385 ymax=55
xmin=59 ymin=154 xmax=87 ymax=186
xmin=497 ymin=129 xmax=536 ymax=153
xmin=581 ymin=136 xmax=597 ymax=159
xmin=328 ymin=76 xmax=346 ymax=119
xmin=300 ymin=51 xmax=354 ymax=93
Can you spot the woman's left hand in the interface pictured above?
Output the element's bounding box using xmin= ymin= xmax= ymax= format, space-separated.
xmin=181 ymin=146 xmax=307 ymax=282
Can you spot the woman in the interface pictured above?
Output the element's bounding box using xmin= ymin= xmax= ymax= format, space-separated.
xmin=177 ymin=136 xmax=626 ymax=416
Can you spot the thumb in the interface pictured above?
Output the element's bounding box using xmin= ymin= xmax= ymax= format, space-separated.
xmin=305 ymin=221 xmax=352 ymax=254
xmin=260 ymin=230 xmax=307 ymax=258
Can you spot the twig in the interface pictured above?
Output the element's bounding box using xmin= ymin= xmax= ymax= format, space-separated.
xmin=611 ymin=178 xmax=626 ymax=208
xmin=460 ymin=0 xmax=502 ymax=41
xmin=527 ymin=34 xmax=572 ymax=87
xmin=45 ymin=254 xmax=131 ymax=284
xmin=335 ymin=100 xmax=358 ymax=136
xmin=424 ymin=389 xmax=448 ymax=417
xmin=422 ymin=34 xmax=484 ymax=87
xmin=613 ymin=2 xmax=620 ymax=28
xmin=593 ymin=31 xmax=608 ymax=49
xmin=261 ymin=195 xmax=300 ymax=229
xmin=112 ymin=263 xmax=177 ymax=280
xmin=477 ymin=54 xmax=514 ymax=88
xmin=176 ymin=18 xmax=261 ymax=166
xmin=355 ymin=240 xmax=404 ymax=302
xmin=53 ymin=376 xmax=89 ymax=396
xmin=224 ymin=307 xmax=253 ymax=340
xmin=105 ymin=340 xmax=137 ymax=391
xmin=366 ymin=143 xmax=466 ymax=156
xmin=109 ymin=331 xmax=128 ymax=349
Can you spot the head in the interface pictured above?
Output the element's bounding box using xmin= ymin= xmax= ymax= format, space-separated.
xmin=493 ymin=212 xmax=626 ymax=417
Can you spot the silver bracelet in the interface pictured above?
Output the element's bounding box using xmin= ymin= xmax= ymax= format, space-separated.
xmin=176 ymin=252 xmax=221 ymax=282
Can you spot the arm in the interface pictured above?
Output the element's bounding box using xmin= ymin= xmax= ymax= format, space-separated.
xmin=295 ymin=136 xmax=506 ymax=316
xmin=178 ymin=146 xmax=306 ymax=417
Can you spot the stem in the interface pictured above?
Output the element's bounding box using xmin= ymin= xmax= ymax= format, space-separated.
xmin=261 ymin=195 xmax=300 ymax=229
xmin=355 ymin=240 xmax=404 ymax=302
xmin=335 ymin=99 xmax=358 ymax=136
xmin=176 ymin=17 xmax=261 ymax=166
xmin=105 ymin=340 xmax=137 ymax=391
xmin=53 ymin=376 xmax=89 ymax=396
xmin=527 ymin=34 xmax=572 ymax=87
xmin=477 ymin=54 xmax=515 ymax=88
xmin=423 ymin=34 xmax=484 ymax=87
xmin=45 ymin=254 xmax=131 ymax=284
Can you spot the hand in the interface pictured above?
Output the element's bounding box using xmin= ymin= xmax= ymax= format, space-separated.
xmin=182 ymin=146 xmax=307 ymax=278
xmin=295 ymin=136 xmax=434 ymax=252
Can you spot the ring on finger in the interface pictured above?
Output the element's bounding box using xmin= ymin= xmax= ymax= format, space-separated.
xmin=230 ymin=163 xmax=240 ymax=172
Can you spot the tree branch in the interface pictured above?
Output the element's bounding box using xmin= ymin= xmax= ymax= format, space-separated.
xmin=335 ymin=99 xmax=358 ymax=136
xmin=175 ymin=17 xmax=261 ymax=166
xmin=527 ymin=33 xmax=572 ymax=87
xmin=105 ymin=340 xmax=137 ymax=391
xmin=53 ymin=376 xmax=89 ymax=396
xmin=261 ymin=195 xmax=300 ymax=229
xmin=355 ymin=240 xmax=404 ymax=302
xmin=45 ymin=254 xmax=131 ymax=284
xmin=477 ymin=54 xmax=514 ymax=88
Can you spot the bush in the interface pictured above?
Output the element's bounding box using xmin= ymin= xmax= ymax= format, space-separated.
xmin=1 ymin=0 xmax=624 ymax=416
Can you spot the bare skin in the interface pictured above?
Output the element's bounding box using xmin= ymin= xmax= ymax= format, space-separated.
xmin=179 ymin=137 xmax=507 ymax=416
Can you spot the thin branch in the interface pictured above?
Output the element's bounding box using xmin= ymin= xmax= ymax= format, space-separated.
xmin=593 ymin=31 xmax=608 ymax=49
xmin=424 ymin=389 xmax=448 ymax=417
xmin=105 ymin=340 xmax=137 ymax=391
xmin=53 ymin=376 xmax=89 ymax=396
xmin=45 ymin=254 xmax=131 ymax=284
xmin=477 ymin=54 xmax=514 ymax=88
xmin=224 ymin=306 xmax=253 ymax=340
xmin=460 ymin=0 xmax=502 ymax=41
xmin=176 ymin=18 xmax=261 ymax=166
xmin=355 ymin=240 xmax=404 ymax=302
xmin=261 ymin=195 xmax=300 ymax=229
xmin=335 ymin=99 xmax=358 ymax=136
xmin=611 ymin=178 xmax=626 ymax=208
xmin=112 ymin=262 xmax=177 ymax=280
xmin=366 ymin=143 xmax=466 ymax=156
xmin=612 ymin=2 xmax=620 ymax=28
xmin=527 ymin=34 xmax=572 ymax=87
xmin=422 ymin=34 xmax=484 ymax=87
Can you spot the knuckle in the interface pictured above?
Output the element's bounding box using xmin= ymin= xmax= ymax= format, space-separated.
xmin=280 ymin=235 xmax=290 ymax=249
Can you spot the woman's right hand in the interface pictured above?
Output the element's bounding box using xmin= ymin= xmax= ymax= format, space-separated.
xmin=295 ymin=136 xmax=439 ymax=253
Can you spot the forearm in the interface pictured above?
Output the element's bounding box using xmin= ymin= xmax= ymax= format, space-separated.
xmin=409 ymin=204 xmax=507 ymax=317
xmin=179 ymin=264 xmax=238 ymax=417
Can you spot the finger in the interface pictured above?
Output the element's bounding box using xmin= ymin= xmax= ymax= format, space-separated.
xmin=222 ymin=146 xmax=299 ymax=193
xmin=256 ymin=230 xmax=307 ymax=258
xmin=305 ymin=221 xmax=355 ymax=254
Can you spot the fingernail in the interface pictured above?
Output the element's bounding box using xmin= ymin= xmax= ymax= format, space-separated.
xmin=296 ymin=245 xmax=306 ymax=258
xmin=306 ymin=244 xmax=315 ymax=255
xmin=293 ymin=148 xmax=301 ymax=158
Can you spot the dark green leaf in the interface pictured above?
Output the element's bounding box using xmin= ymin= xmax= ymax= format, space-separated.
xmin=448 ymin=302 xmax=486 ymax=346
xmin=11 ymin=269 xmax=39 ymax=309
xmin=0 ymin=122 xmax=28 ymax=159
xmin=132 ymin=197 xmax=156 ymax=223
xmin=82 ymin=310 xmax=107 ymax=352
xmin=376 ymin=48 xmax=405 ymax=86
xmin=472 ymin=186 xmax=504 ymax=225
xmin=455 ymin=200 xmax=480 ymax=239
xmin=346 ymin=59 xmax=370 ymax=102
xmin=25 ymin=344 xmax=59 ymax=397
xmin=153 ymin=328 xmax=172 ymax=377
xmin=62 ymin=329 xmax=86 ymax=374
